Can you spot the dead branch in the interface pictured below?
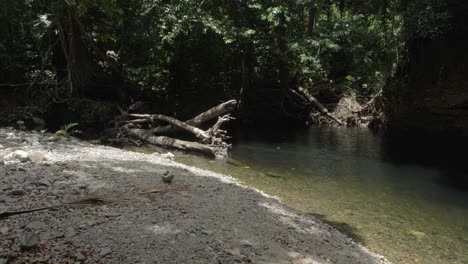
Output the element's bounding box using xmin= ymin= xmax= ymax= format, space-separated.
xmin=124 ymin=127 xmax=218 ymax=157
xmin=0 ymin=186 xmax=184 ymax=220
xmin=123 ymin=100 xmax=237 ymax=158
xmin=297 ymin=87 xmax=344 ymax=125
xmin=128 ymin=114 xmax=211 ymax=142
xmin=151 ymin=100 xmax=237 ymax=134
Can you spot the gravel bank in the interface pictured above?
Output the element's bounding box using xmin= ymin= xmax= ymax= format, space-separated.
xmin=0 ymin=128 xmax=390 ymax=263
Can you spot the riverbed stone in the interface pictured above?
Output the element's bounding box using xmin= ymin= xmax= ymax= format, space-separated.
xmin=19 ymin=233 xmax=40 ymax=250
xmin=24 ymin=135 xmax=40 ymax=144
xmin=29 ymin=152 xmax=47 ymax=163
xmin=100 ymin=247 xmax=112 ymax=257
xmin=408 ymin=230 xmax=426 ymax=239
xmin=26 ymin=221 xmax=47 ymax=231
xmin=4 ymin=150 xmax=30 ymax=163
xmin=11 ymin=189 xmax=26 ymax=196
xmin=239 ymin=240 xmax=254 ymax=247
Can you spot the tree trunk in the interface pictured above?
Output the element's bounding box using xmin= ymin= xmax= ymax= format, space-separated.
xmin=125 ymin=128 xmax=218 ymax=157
xmin=298 ymin=87 xmax=344 ymax=125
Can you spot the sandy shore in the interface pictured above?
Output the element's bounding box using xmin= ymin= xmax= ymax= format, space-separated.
xmin=0 ymin=128 xmax=390 ymax=263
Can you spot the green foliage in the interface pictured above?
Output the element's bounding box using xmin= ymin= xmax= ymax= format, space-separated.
xmin=2 ymin=0 xmax=439 ymax=121
xmin=55 ymin=123 xmax=79 ymax=137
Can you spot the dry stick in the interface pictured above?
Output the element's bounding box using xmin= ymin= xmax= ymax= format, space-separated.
xmin=298 ymin=87 xmax=344 ymax=125
xmin=0 ymin=187 xmax=174 ymax=220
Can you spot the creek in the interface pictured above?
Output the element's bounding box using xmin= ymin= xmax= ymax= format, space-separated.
xmin=129 ymin=127 xmax=468 ymax=263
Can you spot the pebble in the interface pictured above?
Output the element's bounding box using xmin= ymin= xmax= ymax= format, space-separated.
xmin=161 ymin=152 xmax=175 ymax=160
xmin=408 ymin=230 xmax=426 ymax=239
xmin=47 ymin=136 xmax=60 ymax=142
xmin=100 ymin=248 xmax=112 ymax=257
xmin=24 ymin=135 xmax=40 ymax=144
xmin=4 ymin=150 xmax=30 ymax=163
xmin=65 ymin=229 xmax=79 ymax=238
xmin=239 ymin=240 xmax=254 ymax=247
xmin=19 ymin=233 xmax=40 ymax=250
xmin=228 ymin=248 xmax=241 ymax=259
xmin=0 ymin=227 xmax=9 ymax=235
xmin=11 ymin=189 xmax=26 ymax=196
xmin=36 ymin=179 xmax=51 ymax=187
xmin=75 ymin=253 xmax=86 ymax=261
xmin=29 ymin=152 xmax=47 ymax=162
xmin=201 ymin=230 xmax=214 ymax=236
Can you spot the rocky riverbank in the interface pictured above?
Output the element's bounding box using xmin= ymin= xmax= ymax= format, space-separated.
xmin=0 ymin=128 xmax=390 ymax=263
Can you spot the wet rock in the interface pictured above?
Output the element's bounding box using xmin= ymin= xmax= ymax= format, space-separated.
xmin=29 ymin=152 xmax=47 ymax=163
xmin=20 ymin=233 xmax=40 ymax=250
xmin=3 ymin=150 xmax=30 ymax=163
xmin=11 ymin=189 xmax=26 ymax=196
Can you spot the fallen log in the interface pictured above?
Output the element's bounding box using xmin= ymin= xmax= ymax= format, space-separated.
xmin=151 ymin=100 xmax=237 ymax=134
xmin=123 ymin=100 xmax=236 ymax=158
xmin=125 ymin=127 xmax=218 ymax=155
xmin=297 ymin=87 xmax=344 ymax=125
xmin=128 ymin=114 xmax=211 ymax=142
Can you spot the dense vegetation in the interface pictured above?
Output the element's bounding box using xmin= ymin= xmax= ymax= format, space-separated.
xmin=0 ymin=0 xmax=465 ymax=131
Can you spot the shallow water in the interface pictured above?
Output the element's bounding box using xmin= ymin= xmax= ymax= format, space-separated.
xmin=130 ymin=127 xmax=468 ymax=263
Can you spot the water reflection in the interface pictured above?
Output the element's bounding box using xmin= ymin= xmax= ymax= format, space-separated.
xmin=226 ymin=127 xmax=468 ymax=263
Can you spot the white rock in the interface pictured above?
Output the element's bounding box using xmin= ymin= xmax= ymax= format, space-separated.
xmin=161 ymin=152 xmax=175 ymax=160
xmin=24 ymin=135 xmax=40 ymax=144
xmin=239 ymin=240 xmax=254 ymax=247
xmin=29 ymin=152 xmax=47 ymax=163
xmin=3 ymin=150 xmax=30 ymax=162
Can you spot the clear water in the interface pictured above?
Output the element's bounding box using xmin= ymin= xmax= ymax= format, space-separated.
xmin=129 ymin=127 xmax=468 ymax=263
